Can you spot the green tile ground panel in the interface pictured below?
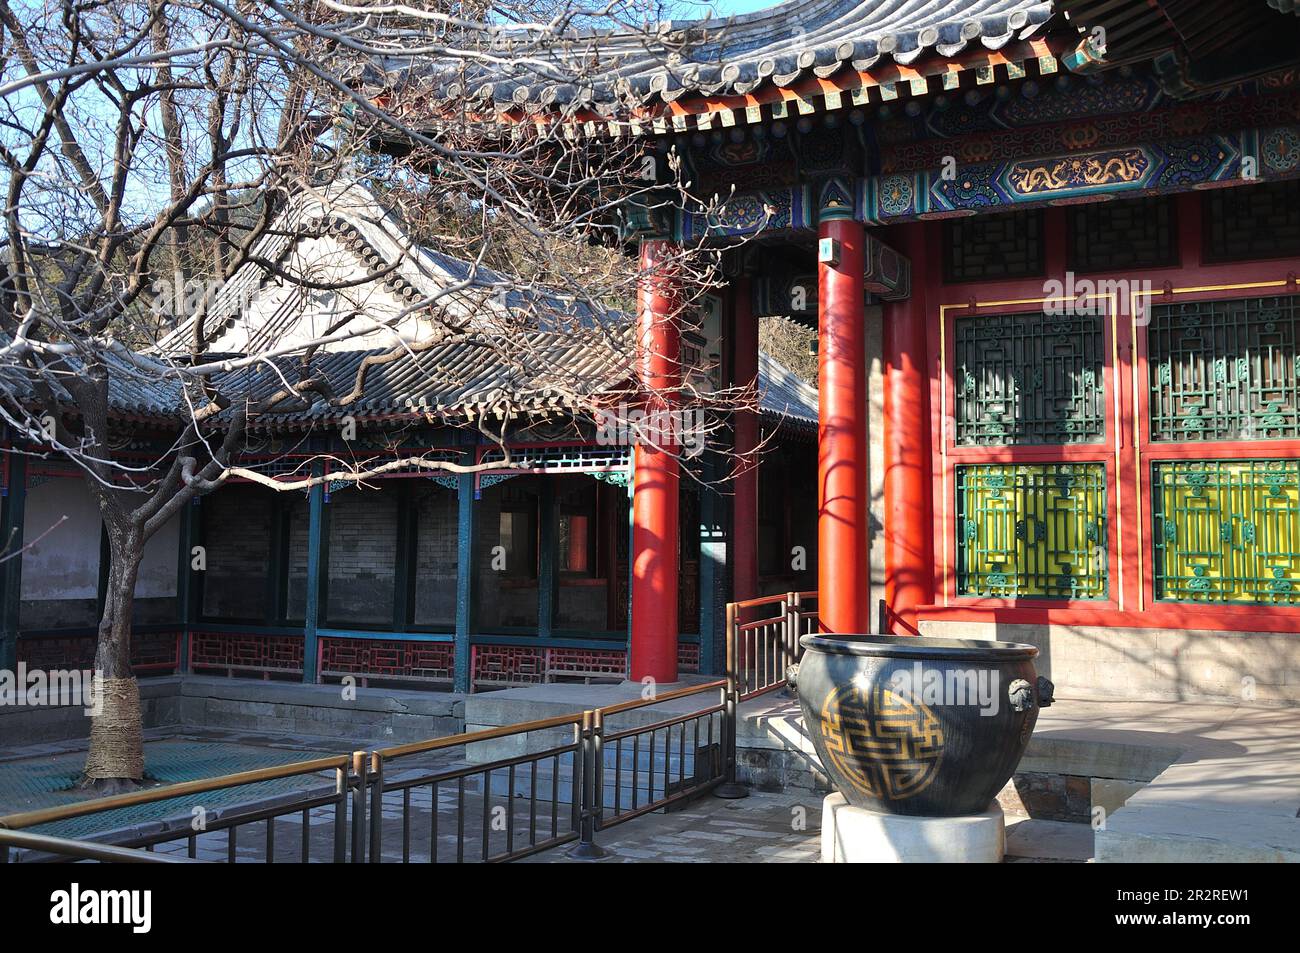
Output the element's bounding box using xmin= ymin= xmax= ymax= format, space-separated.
xmin=0 ymin=741 xmax=334 ymax=841
xmin=955 ymin=309 xmax=1105 ymax=446
xmin=955 ymin=463 xmax=1108 ymax=600
xmin=1152 ymin=459 xmax=1300 ymax=605
xmin=1148 ymin=295 xmax=1300 ymax=442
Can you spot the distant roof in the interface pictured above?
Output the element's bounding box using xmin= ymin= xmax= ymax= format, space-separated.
xmin=372 ymin=0 xmax=1056 ymax=107
xmin=154 ymin=180 xmax=612 ymax=359
xmin=19 ymin=177 xmax=819 ymax=433
xmin=215 ymin=331 xmax=817 ymax=432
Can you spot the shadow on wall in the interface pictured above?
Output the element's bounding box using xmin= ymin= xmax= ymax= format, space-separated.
xmin=958 ymin=619 xmax=1299 ymax=707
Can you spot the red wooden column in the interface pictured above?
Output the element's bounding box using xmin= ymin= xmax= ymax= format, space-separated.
xmin=629 ymin=238 xmax=681 ymax=683
xmin=882 ymin=221 xmax=935 ymax=634
xmin=817 ymin=216 xmax=871 ymax=634
xmin=730 ymin=278 xmax=759 ymax=608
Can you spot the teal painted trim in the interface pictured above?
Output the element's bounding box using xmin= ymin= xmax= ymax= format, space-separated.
xmin=471 ymin=634 xmax=664 ymax=649
xmin=318 ymin=628 xmax=453 ymax=643
xmin=302 ymin=467 xmax=326 ymax=683
xmin=471 ymin=633 xmax=698 ymax=649
xmin=537 ymin=479 xmax=557 ymax=639
xmin=0 ymin=452 xmax=27 ymax=673
xmin=453 ymin=463 xmax=477 ymax=693
xmin=549 ymin=628 xmax=629 ymax=641
xmin=18 ymin=622 xmax=178 ymax=639
xmin=188 ymin=622 xmax=304 ymax=636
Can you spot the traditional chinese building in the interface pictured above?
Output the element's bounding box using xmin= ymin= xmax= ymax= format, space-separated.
xmin=359 ymin=0 xmax=1300 ymax=702
xmin=6 ymin=0 xmax=1300 ymax=705
xmin=0 ymin=182 xmax=818 ymax=693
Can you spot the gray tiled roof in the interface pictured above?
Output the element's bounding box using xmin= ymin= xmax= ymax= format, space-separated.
xmin=15 ymin=327 xmax=816 ymax=432
xmin=1268 ymin=0 xmax=1299 ymax=14
xmin=375 ymin=0 xmax=1055 ymax=106
xmin=219 ymin=329 xmax=817 ymax=431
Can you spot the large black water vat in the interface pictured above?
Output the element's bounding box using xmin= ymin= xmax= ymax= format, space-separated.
xmin=795 ymin=633 xmax=1054 ymax=817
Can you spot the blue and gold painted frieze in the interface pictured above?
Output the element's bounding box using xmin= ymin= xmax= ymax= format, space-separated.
xmin=673 ymin=122 xmax=1300 ymax=237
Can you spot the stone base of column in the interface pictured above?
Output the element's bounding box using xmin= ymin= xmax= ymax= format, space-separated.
xmin=820 ymin=793 xmax=1005 ymax=863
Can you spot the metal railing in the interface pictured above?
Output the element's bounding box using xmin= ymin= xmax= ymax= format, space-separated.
xmin=0 ymin=592 xmax=818 ymax=864
xmin=726 ymin=591 xmax=818 ymax=701
xmin=366 ymin=713 xmax=586 ymax=863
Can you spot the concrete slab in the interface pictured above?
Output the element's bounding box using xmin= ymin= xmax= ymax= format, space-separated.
xmin=1005 ymin=817 xmax=1093 ymax=862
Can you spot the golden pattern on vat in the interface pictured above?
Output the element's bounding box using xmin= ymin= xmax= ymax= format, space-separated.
xmin=817 ymin=684 xmax=945 ymax=801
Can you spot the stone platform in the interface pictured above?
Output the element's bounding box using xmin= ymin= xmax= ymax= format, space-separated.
xmin=0 ymin=675 xmax=466 ymax=751
xmin=822 ymin=794 xmax=1005 ymax=863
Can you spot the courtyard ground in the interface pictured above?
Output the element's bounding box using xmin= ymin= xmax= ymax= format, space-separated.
xmin=0 ymin=725 xmax=1092 ymax=862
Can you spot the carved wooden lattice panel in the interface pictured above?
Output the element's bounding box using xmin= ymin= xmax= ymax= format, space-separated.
xmin=955 ymin=463 xmax=1108 ymax=600
xmin=943 ymin=210 xmax=1043 ymax=283
xmin=1204 ymin=179 xmax=1300 ymax=264
xmin=955 ymin=310 xmax=1106 ymax=446
xmin=1068 ymin=195 xmax=1177 ymax=273
xmin=1148 ymin=296 xmax=1300 ymax=442
xmin=1153 ymin=459 xmax=1300 ymax=605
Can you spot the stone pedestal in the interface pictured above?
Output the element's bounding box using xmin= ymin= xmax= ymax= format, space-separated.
xmin=821 ymin=793 xmax=1005 ymax=863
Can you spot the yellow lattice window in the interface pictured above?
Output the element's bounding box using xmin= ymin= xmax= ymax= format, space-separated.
xmin=955 ymin=463 xmax=1108 ymax=600
xmin=1152 ymin=459 xmax=1300 ymax=605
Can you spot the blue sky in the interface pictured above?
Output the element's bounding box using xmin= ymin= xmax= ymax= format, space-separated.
xmin=696 ymin=0 xmax=782 ymax=15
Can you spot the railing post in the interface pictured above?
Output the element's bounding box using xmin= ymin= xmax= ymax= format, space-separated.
xmin=566 ymin=710 xmax=608 ymax=859
xmin=715 ymin=601 xmax=748 ymax=799
xmin=368 ymin=752 xmax=384 ymax=863
xmin=350 ymin=750 xmax=367 ymax=863
xmin=333 ymin=765 xmax=348 ymax=864
xmin=786 ymin=592 xmax=800 ymax=680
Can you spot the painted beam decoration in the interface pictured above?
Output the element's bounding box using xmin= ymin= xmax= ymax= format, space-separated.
xmin=679 ymin=121 xmax=1300 ymax=235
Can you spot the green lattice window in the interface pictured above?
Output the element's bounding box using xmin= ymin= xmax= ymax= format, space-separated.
xmin=1148 ymin=296 xmax=1300 ymax=442
xmin=1152 ymin=459 xmax=1300 ymax=605
xmin=955 ymin=310 xmax=1106 ymax=446
xmin=955 ymin=463 xmax=1108 ymax=600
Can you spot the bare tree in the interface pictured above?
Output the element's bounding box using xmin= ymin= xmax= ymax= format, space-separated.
xmin=0 ymin=0 xmax=752 ymax=789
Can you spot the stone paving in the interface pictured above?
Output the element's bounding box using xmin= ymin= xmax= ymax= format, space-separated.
xmin=528 ymin=790 xmax=822 ymax=863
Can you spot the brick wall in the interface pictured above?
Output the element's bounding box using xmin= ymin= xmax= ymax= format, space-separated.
xmin=201 ymin=485 xmax=272 ymax=620
xmin=413 ymin=483 xmax=457 ymax=627
xmin=285 ymin=495 xmax=309 ymax=620
xmin=325 ymin=485 xmax=397 ymax=626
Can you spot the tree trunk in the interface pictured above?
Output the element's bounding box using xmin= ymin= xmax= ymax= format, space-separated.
xmin=83 ymin=527 xmax=145 ymax=786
